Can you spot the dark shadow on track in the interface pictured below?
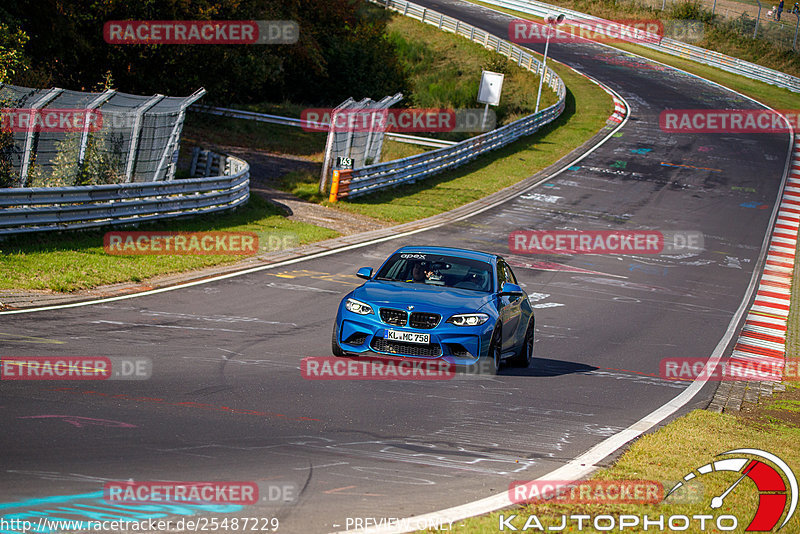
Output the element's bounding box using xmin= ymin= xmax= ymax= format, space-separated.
xmin=503 ymin=357 xmax=598 ymax=377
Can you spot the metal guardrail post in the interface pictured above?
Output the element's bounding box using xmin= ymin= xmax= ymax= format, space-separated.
xmin=190 ymin=147 xmax=201 ymax=176
xmin=19 ymin=88 xmax=63 ymax=186
xmin=754 ymin=0 xmax=762 ymax=38
xmin=124 ymin=94 xmax=164 ymax=182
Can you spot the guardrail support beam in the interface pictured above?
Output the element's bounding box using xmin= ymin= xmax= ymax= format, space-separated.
xmin=19 ymin=88 xmax=63 ymax=186
xmin=124 ymin=94 xmax=165 ymax=182
xmin=152 ymin=88 xmax=206 ymax=181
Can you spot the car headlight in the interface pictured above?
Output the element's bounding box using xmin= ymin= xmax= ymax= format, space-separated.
xmin=447 ymin=313 xmax=489 ymax=326
xmin=345 ymin=298 xmax=374 ymax=315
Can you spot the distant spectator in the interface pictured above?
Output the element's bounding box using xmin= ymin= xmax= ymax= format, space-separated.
xmin=793 ymin=2 xmax=799 ymax=14
xmin=777 ymin=0 xmax=784 ymax=20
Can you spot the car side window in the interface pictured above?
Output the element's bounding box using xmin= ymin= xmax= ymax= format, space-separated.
xmin=504 ymin=263 xmax=517 ymax=284
xmin=496 ymin=261 xmax=507 ymax=290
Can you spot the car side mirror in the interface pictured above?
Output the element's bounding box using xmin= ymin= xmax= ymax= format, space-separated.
xmin=499 ymin=282 xmax=524 ymax=296
xmin=356 ymin=267 xmax=373 ymax=280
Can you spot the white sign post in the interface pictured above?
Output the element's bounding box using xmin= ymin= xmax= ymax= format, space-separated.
xmin=477 ymin=70 xmax=504 ymax=131
xmin=535 ymin=14 xmax=566 ymax=114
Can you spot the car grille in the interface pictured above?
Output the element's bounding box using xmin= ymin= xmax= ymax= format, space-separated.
xmin=344 ymin=333 xmax=368 ymax=346
xmin=409 ymin=312 xmax=440 ymax=329
xmin=371 ymin=337 xmax=442 ymax=357
xmin=380 ymin=308 xmax=408 ymax=326
xmin=447 ymin=343 xmax=472 ymax=357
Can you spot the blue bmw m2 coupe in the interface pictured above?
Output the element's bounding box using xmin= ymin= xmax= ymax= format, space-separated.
xmin=332 ymin=246 xmax=534 ymax=374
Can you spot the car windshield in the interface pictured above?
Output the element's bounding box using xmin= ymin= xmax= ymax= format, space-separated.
xmin=375 ymin=252 xmax=493 ymax=292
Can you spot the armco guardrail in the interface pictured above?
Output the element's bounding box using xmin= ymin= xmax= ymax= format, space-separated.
xmin=0 ymin=153 xmax=249 ymax=236
xmin=335 ymin=0 xmax=566 ymax=198
xmin=191 ymin=105 xmax=458 ymax=149
xmin=475 ymin=0 xmax=800 ymax=93
xmin=338 ymin=101 xmax=564 ymax=198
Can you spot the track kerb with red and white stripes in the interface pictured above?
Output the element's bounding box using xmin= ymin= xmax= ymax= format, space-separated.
xmin=728 ymin=136 xmax=800 ymax=384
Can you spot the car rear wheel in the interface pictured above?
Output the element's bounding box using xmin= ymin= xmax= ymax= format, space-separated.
xmin=509 ymin=320 xmax=534 ymax=368
xmin=332 ymin=323 xmax=346 ymax=357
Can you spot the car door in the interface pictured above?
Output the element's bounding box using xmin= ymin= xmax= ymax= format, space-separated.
xmin=497 ymin=260 xmax=523 ymax=352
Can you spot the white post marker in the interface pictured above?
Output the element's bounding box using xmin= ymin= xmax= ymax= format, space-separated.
xmin=477 ymin=70 xmax=504 ymax=131
xmin=535 ymin=13 xmax=565 ymax=115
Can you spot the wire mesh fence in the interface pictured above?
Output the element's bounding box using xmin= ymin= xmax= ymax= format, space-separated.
xmin=0 ymin=84 xmax=205 ymax=188
xmin=631 ymin=0 xmax=800 ymax=49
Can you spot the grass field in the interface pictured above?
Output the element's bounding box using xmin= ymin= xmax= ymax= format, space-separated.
xmin=0 ymin=196 xmax=336 ymax=292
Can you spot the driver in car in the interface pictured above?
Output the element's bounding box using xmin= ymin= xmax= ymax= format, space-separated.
xmin=408 ymin=261 xmax=433 ymax=283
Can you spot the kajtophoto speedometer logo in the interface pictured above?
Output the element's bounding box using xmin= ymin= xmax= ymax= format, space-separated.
xmin=498 ymin=449 xmax=797 ymax=531
xmin=666 ymin=449 xmax=798 ymax=531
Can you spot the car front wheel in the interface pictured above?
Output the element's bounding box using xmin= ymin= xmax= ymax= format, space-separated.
xmin=332 ymin=323 xmax=346 ymax=357
xmin=486 ymin=327 xmax=502 ymax=375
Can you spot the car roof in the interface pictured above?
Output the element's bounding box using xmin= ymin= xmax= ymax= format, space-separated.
xmin=393 ymin=246 xmax=498 ymax=263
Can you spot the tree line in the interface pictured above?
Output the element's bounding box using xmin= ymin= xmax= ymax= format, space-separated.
xmin=0 ymin=0 xmax=409 ymax=105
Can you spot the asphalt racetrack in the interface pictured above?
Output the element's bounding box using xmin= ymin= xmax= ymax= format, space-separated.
xmin=0 ymin=1 xmax=793 ymax=532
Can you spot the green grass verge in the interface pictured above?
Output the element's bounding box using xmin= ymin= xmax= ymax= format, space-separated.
xmin=0 ymin=195 xmax=337 ymax=292
xmin=457 ymin=400 xmax=800 ymax=532
xmin=387 ymin=12 xmax=558 ymax=131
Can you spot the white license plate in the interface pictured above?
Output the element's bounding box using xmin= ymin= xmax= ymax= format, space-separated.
xmin=386 ymin=329 xmax=430 ymax=344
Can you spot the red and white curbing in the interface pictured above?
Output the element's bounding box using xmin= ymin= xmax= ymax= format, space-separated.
xmin=608 ymin=96 xmax=626 ymax=124
xmin=728 ymin=136 xmax=800 ymax=380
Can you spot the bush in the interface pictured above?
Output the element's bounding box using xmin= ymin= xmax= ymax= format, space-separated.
xmin=669 ymin=1 xmax=716 ymax=23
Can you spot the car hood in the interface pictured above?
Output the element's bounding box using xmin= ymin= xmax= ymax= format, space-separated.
xmin=352 ymin=280 xmax=494 ymax=312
